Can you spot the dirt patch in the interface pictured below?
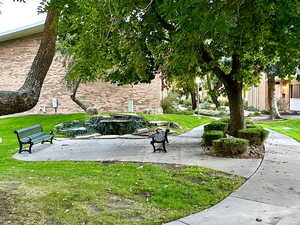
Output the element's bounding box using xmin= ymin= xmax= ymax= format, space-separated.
xmin=204 ymin=144 xmax=265 ymax=159
xmin=106 ymin=194 xmax=135 ymax=210
xmin=137 ymin=191 xmax=153 ymax=201
xmin=190 ymin=178 xmax=203 ymax=184
xmin=0 ymin=191 xmax=16 ymax=225
xmin=0 ymin=182 xmax=21 ymax=191
xmin=152 ymin=163 xmax=189 ymax=170
xmin=127 ymin=215 xmax=144 ymax=222
xmin=89 ymin=204 xmax=103 ymax=216
xmin=100 ymin=161 xmax=189 ymax=170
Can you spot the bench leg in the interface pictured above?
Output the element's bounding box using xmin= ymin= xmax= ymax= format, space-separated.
xmin=29 ymin=143 xmax=33 ymax=154
xmin=162 ymin=141 xmax=167 ymax=153
xmin=18 ymin=144 xmax=23 ymax=154
xmin=151 ymin=141 xmax=157 ymax=152
xmin=50 ymin=136 xmax=54 ymax=144
xmin=165 ymin=136 xmax=169 ymax=143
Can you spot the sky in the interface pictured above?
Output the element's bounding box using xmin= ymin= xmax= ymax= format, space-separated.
xmin=0 ymin=0 xmax=46 ymax=33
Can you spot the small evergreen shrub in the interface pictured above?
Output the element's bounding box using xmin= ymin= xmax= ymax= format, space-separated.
xmin=238 ymin=128 xmax=269 ymax=145
xmin=213 ymin=138 xmax=249 ymax=155
xmin=204 ymin=121 xmax=228 ymax=133
xmin=245 ymin=120 xmax=255 ymax=125
xmin=219 ymin=117 xmax=230 ymax=124
xmin=202 ymin=130 xmax=224 ymax=146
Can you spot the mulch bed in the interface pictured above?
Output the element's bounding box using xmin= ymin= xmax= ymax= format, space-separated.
xmin=203 ymin=144 xmax=265 ymax=159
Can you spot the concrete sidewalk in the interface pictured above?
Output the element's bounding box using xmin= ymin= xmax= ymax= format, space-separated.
xmin=165 ymin=130 xmax=300 ymax=225
xmin=13 ymin=125 xmax=261 ymax=178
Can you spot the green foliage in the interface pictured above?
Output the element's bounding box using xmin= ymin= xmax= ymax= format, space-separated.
xmin=161 ymin=92 xmax=179 ymax=114
xmin=196 ymin=109 xmax=228 ymax=117
xmin=219 ymin=117 xmax=230 ymax=124
xmin=202 ymin=130 xmax=224 ymax=146
xmin=204 ymin=121 xmax=228 ymax=133
xmin=238 ymin=128 xmax=269 ymax=145
xmin=55 ymin=0 xmax=300 ymax=138
xmin=213 ymin=138 xmax=249 ymax=155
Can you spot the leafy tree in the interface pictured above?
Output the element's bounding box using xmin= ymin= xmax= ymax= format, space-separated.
xmin=101 ymin=0 xmax=300 ymax=136
xmin=265 ymin=64 xmax=282 ymax=120
xmin=33 ymin=0 xmax=300 ymax=137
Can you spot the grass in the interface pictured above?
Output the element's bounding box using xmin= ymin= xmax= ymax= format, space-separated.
xmin=142 ymin=114 xmax=214 ymax=134
xmin=260 ymin=118 xmax=300 ymax=142
xmin=0 ymin=113 xmax=244 ymax=225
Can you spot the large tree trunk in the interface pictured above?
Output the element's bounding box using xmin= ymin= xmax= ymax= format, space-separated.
xmin=190 ymin=90 xmax=197 ymax=110
xmin=0 ymin=8 xmax=59 ymax=116
xmin=198 ymin=48 xmax=245 ymax=136
xmin=70 ymin=79 xmax=88 ymax=111
xmin=267 ymin=74 xmax=282 ymax=120
xmin=227 ymin=81 xmax=245 ymax=137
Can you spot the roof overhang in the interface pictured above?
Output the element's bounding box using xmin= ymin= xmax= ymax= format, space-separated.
xmin=0 ymin=20 xmax=45 ymax=42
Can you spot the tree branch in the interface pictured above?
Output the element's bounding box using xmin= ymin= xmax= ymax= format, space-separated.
xmin=229 ymin=53 xmax=241 ymax=76
xmin=0 ymin=7 xmax=60 ymax=116
xmin=70 ymin=78 xmax=88 ymax=111
xmin=196 ymin=45 xmax=229 ymax=88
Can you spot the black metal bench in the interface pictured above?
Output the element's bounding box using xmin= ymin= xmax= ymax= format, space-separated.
xmin=150 ymin=128 xmax=170 ymax=153
xmin=14 ymin=124 xmax=54 ymax=154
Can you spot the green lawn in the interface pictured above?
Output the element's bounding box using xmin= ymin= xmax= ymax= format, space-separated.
xmin=260 ymin=118 xmax=300 ymax=142
xmin=142 ymin=114 xmax=214 ymax=134
xmin=0 ymin=113 xmax=243 ymax=225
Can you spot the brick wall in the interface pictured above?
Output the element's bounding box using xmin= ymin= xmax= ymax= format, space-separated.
xmin=0 ymin=33 xmax=163 ymax=114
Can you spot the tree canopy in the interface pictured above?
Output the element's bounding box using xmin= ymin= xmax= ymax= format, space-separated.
xmin=57 ymin=0 xmax=300 ymax=135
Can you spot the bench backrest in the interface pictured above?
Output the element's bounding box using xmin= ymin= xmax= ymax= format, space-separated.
xmin=152 ymin=129 xmax=169 ymax=142
xmin=14 ymin=125 xmax=43 ymax=139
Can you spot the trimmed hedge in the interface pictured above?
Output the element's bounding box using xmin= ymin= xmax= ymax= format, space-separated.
xmin=219 ymin=117 xmax=230 ymax=124
xmin=213 ymin=138 xmax=249 ymax=155
xmin=203 ymin=130 xmax=224 ymax=146
xmin=238 ymin=128 xmax=269 ymax=145
xmin=204 ymin=121 xmax=228 ymax=133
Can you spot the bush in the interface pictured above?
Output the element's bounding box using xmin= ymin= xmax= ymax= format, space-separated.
xmin=203 ymin=130 xmax=224 ymax=146
xmin=204 ymin=121 xmax=228 ymax=133
xmin=261 ymin=110 xmax=271 ymax=115
xmin=219 ymin=117 xmax=230 ymax=123
xmin=213 ymin=138 xmax=249 ymax=155
xmin=244 ymin=105 xmax=259 ymax=112
xmin=238 ymin=128 xmax=269 ymax=145
xmin=196 ymin=109 xmax=229 ymax=117
xmin=161 ymin=92 xmax=178 ymax=113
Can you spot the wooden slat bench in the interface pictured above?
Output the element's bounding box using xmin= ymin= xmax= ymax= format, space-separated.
xmin=14 ymin=124 xmax=54 ymax=154
xmin=150 ymin=128 xmax=170 ymax=153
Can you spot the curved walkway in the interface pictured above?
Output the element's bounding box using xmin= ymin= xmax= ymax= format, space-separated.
xmin=13 ymin=126 xmax=300 ymax=224
xmin=13 ymin=125 xmax=261 ymax=178
xmin=166 ymin=129 xmax=300 ymax=225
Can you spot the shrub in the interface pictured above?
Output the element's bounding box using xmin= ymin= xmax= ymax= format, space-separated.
xmin=161 ymin=92 xmax=179 ymax=113
xmin=204 ymin=121 xmax=228 ymax=133
xmin=261 ymin=110 xmax=271 ymax=115
xmin=244 ymin=105 xmax=259 ymax=112
xmin=203 ymin=130 xmax=224 ymax=146
xmin=219 ymin=117 xmax=230 ymax=124
xmin=238 ymin=128 xmax=269 ymax=145
xmin=213 ymin=138 xmax=249 ymax=155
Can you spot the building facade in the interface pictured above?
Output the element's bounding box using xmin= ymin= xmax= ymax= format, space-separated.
xmin=246 ymin=73 xmax=300 ymax=112
xmin=0 ymin=23 xmax=163 ymax=115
